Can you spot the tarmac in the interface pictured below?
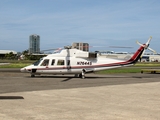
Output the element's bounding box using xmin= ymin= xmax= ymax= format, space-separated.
xmin=0 ymin=70 xmax=160 ymax=120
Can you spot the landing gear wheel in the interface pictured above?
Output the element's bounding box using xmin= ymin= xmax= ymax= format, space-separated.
xmin=79 ymin=74 xmax=82 ymax=78
xmin=82 ymin=75 xmax=85 ymax=79
xmin=79 ymin=73 xmax=85 ymax=79
xmin=81 ymin=69 xmax=86 ymax=79
xmin=31 ymin=74 xmax=35 ymax=77
xmin=31 ymin=69 xmax=37 ymax=77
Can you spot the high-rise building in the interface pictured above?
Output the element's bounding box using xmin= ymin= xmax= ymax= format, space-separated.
xmin=72 ymin=42 xmax=89 ymax=51
xmin=29 ymin=34 xmax=40 ymax=54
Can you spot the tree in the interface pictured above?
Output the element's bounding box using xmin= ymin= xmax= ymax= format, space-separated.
xmin=5 ymin=52 xmax=16 ymax=60
xmin=22 ymin=50 xmax=29 ymax=55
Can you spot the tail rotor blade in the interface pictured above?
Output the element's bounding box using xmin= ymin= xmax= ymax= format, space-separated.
xmin=148 ymin=47 xmax=157 ymax=54
xmin=141 ymin=49 xmax=146 ymax=58
xmin=136 ymin=41 xmax=144 ymax=47
xmin=137 ymin=36 xmax=156 ymax=56
xmin=146 ymin=36 xmax=152 ymax=45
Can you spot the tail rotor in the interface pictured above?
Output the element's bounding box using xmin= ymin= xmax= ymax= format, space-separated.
xmin=136 ymin=36 xmax=156 ymax=56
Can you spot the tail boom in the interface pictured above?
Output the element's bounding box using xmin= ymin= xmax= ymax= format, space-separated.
xmin=127 ymin=46 xmax=144 ymax=64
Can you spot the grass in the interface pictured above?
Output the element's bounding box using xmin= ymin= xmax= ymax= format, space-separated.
xmin=96 ymin=68 xmax=141 ymax=74
xmin=135 ymin=62 xmax=160 ymax=67
xmin=0 ymin=63 xmax=31 ymax=68
xmin=97 ymin=62 xmax=160 ymax=74
xmin=0 ymin=60 xmax=34 ymax=64
xmin=0 ymin=60 xmax=34 ymax=68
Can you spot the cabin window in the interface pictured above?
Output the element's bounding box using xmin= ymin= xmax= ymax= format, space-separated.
xmin=51 ymin=59 xmax=55 ymax=65
xmin=57 ymin=60 xmax=64 ymax=65
xmin=41 ymin=59 xmax=49 ymax=66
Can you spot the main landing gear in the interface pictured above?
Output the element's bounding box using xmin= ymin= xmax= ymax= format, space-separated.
xmin=75 ymin=69 xmax=86 ymax=79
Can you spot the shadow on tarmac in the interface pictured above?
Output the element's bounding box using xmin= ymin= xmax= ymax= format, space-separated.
xmin=0 ymin=96 xmax=24 ymax=100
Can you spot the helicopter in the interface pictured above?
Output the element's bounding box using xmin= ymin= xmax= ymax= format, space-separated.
xmin=20 ymin=36 xmax=156 ymax=79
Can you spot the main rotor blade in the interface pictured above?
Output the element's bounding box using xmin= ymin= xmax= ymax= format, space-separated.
xmin=41 ymin=48 xmax=62 ymax=52
xmin=83 ymin=46 xmax=133 ymax=48
xmin=109 ymin=46 xmax=133 ymax=48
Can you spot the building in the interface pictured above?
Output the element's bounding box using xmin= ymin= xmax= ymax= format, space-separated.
xmin=0 ymin=50 xmax=17 ymax=59
xmin=72 ymin=43 xmax=89 ymax=51
xmin=29 ymin=34 xmax=40 ymax=54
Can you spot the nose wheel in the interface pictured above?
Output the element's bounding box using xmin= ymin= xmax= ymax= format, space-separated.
xmin=31 ymin=69 xmax=37 ymax=77
xmin=31 ymin=74 xmax=35 ymax=77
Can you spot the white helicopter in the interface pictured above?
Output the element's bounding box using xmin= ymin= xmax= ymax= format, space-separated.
xmin=20 ymin=36 xmax=156 ymax=79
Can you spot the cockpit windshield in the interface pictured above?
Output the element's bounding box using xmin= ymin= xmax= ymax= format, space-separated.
xmin=33 ymin=58 xmax=43 ymax=66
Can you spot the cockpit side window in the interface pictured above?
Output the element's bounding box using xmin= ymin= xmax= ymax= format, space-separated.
xmin=51 ymin=59 xmax=55 ymax=66
xmin=57 ymin=59 xmax=64 ymax=65
xmin=33 ymin=58 xmax=43 ymax=66
xmin=41 ymin=59 xmax=49 ymax=66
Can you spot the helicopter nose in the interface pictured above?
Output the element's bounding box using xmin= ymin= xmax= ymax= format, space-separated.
xmin=20 ymin=67 xmax=26 ymax=72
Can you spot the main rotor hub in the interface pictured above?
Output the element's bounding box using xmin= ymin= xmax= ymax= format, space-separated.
xmin=64 ymin=46 xmax=72 ymax=49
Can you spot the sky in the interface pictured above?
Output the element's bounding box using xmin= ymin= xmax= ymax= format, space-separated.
xmin=0 ymin=0 xmax=160 ymax=53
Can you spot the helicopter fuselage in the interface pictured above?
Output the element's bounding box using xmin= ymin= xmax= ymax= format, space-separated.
xmin=21 ymin=48 xmax=130 ymax=78
xmin=20 ymin=37 xmax=153 ymax=78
